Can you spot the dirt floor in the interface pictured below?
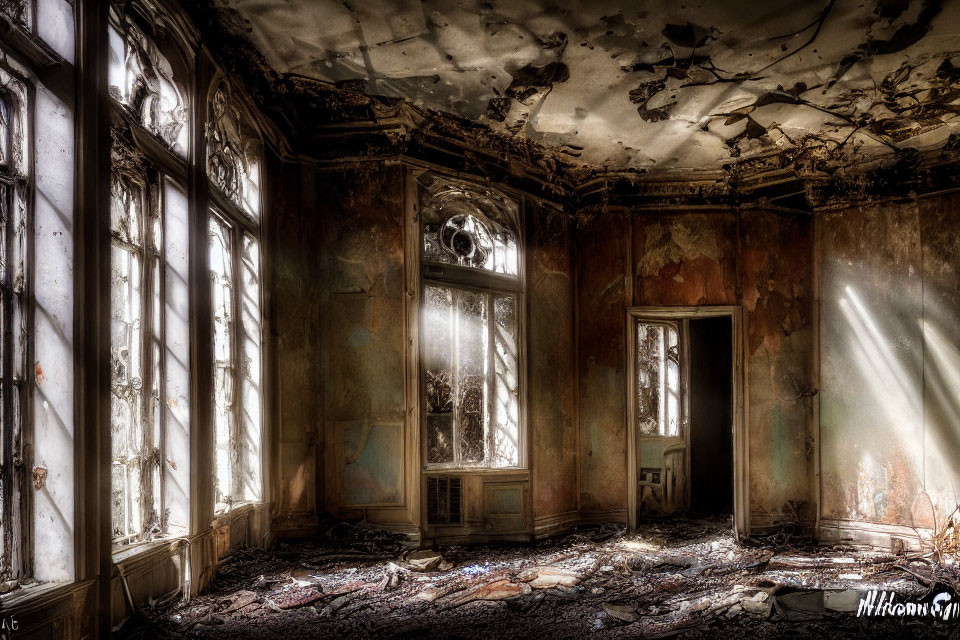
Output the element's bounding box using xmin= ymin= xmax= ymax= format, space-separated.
xmin=117 ymin=516 xmax=960 ymax=639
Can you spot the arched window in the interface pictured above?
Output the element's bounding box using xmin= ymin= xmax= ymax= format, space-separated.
xmin=206 ymin=78 xmax=261 ymax=220
xmin=419 ymin=174 xmax=522 ymax=469
xmin=108 ymin=14 xmax=188 ymax=157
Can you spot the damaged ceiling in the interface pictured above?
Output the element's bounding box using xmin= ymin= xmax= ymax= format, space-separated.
xmin=219 ymin=0 xmax=960 ymax=174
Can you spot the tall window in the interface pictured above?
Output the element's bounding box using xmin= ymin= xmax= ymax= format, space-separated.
xmin=108 ymin=15 xmax=190 ymax=544
xmin=635 ymin=321 xmax=681 ymax=437
xmin=0 ymin=75 xmax=29 ymax=579
xmin=207 ymin=78 xmax=262 ymax=512
xmin=419 ymin=174 xmax=522 ymax=469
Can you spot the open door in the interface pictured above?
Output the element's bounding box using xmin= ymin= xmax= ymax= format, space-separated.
xmin=628 ymin=308 xmax=742 ymax=532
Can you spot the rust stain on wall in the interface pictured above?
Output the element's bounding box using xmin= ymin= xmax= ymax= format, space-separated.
xmin=320 ymin=163 xmax=406 ymax=516
xmin=576 ymin=209 xmax=629 ymax=514
xmin=633 ymin=214 xmax=737 ymax=307
xmin=528 ymin=201 xmax=577 ymax=520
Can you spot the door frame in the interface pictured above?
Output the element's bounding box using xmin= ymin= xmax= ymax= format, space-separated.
xmin=625 ymin=306 xmax=748 ymax=538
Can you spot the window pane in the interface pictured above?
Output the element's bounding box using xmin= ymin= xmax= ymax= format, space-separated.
xmin=110 ymin=242 xmax=143 ymax=539
xmin=0 ymin=183 xmax=6 ymax=570
xmin=420 ymin=174 xmax=518 ymax=276
xmin=207 ymin=82 xmax=261 ymax=219
xmin=239 ymin=234 xmax=261 ymax=502
xmin=636 ymin=322 xmax=681 ymax=437
xmin=163 ymin=178 xmax=190 ymax=533
xmin=422 ymin=284 xmax=519 ymax=468
xmin=666 ymin=327 xmax=680 ymax=436
xmin=455 ymin=289 xmax=487 ymax=464
xmin=209 ymin=214 xmax=235 ymax=510
xmin=108 ymin=21 xmax=188 ymax=157
xmin=424 ymin=285 xmax=454 ymax=464
xmin=636 ymin=323 xmax=664 ymax=436
xmin=492 ymin=294 xmax=519 ymax=467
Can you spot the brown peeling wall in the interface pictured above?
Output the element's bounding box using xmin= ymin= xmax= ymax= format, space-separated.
xmin=319 ymin=163 xmax=408 ymax=523
xmin=819 ymin=200 xmax=924 ymax=528
xmin=527 ymin=200 xmax=578 ymax=528
xmin=819 ymin=193 xmax=960 ymax=534
xmin=576 ymin=211 xmax=630 ymax=517
xmin=270 ymin=158 xmax=323 ymax=534
xmin=739 ymin=211 xmax=815 ymax=526
xmin=576 ymin=209 xmax=813 ymax=528
xmin=919 ymin=193 xmax=960 ymax=529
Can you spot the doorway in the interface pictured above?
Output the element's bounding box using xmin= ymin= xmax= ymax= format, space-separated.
xmin=626 ymin=307 xmax=745 ymax=536
xmin=688 ymin=316 xmax=733 ymax=515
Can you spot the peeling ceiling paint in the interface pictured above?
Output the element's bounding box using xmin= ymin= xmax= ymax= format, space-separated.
xmin=220 ymin=0 xmax=960 ymax=173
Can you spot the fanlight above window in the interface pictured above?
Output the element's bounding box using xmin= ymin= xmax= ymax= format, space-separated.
xmin=108 ymin=20 xmax=188 ymax=157
xmin=206 ymin=80 xmax=262 ymax=220
xmin=419 ymin=174 xmax=518 ymax=277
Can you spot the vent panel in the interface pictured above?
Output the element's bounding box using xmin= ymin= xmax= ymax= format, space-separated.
xmin=427 ymin=476 xmax=462 ymax=525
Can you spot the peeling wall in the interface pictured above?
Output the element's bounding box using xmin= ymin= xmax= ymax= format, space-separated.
xmin=576 ymin=208 xmax=813 ymax=527
xmin=318 ymin=163 xmax=408 ymax=520
xmin=740 ymin=211 xmax=814 ymax=526
xmin=575 ymin=211 xmax=629 ymax=515
xmin=270 ymin=158 xmax=322 ymax=533
xmin=819 ymin=193 xmax=960 ymax=532
xmin=527 ymin=200 xmax=577 ymax=524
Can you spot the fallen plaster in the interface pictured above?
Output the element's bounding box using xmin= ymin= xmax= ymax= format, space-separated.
xmin=117 ymin=516 xmax=960 ymax=638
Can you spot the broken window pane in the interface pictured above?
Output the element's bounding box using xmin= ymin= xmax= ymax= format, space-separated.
xmin=492 ymin=295 xmax=519 ymax=467
xmin=419 ymin=174 xmax=518 ymax=277
xmin=0 ymin=0 xmax=31 ymax=28
xmin=0 ymin=75 xmax=28 ymax=576
xmin=424 ymin=285 xmax=454 ymax=464
xmin=209 ymin=213 xmax=236 ymax=511
xmin=108 ymin=21 xmax=188 ymax=157
xmin=110 ymin=176 xmax=145 ymax=540
xmin=207 ymin=81 xmax=261 ymax=219
xmin=455 ymin=289 xmax=487 ymax=464
xmin=423 ymin=284 xmax=518 ymax=468
xmin=636 ymin=322 xmax=681 ymax=437
xmin=239 ymin=233 xmax=261 ymax=502
xmin=110 ymin=170 xmax=169 ymax=541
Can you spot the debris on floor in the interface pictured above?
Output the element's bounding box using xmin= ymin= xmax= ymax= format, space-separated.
xmin=116 ymin=515 xmax=960 ymax=639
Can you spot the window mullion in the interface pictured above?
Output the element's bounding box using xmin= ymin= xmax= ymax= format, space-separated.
xmin=156 ymin=183 xmax=167 ymax=531
xmin=451 ymin=288 xmax=459 ymax=467
xmin=485 ymin=292 xmax=494 ymax=466
xmin=1 ymin=182 xmax=13 ymax=577
xmin=230 ymin=224 xmax=244 ymax=501
xmin=138 ymin=183 xmax=153 ymax=538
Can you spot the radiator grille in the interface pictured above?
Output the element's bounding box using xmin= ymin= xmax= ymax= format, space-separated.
xmin=427 ymin=476 xmax=461 ymax=525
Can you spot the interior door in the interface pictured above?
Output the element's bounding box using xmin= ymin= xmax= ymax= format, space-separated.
xmin=634 ymin=320 xmax=689 ymax=518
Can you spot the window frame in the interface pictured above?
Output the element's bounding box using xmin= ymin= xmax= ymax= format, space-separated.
xmin=108 ymin=164 xmax=168 ymax=545
xmin=416 ymin=171 xmax=527 ymax=472
xmin=106 ymin=4 xmax=191 ymax=546
xmin=633 ymin=319 xmax=684 ymax=438
xmin=0 ymin=69 xmax=33 ymax=581
xmin=205 ymin=73 xmax=264 ymax=514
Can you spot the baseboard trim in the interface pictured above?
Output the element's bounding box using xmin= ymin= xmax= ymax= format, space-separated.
xmin=579 ymin=509 xmax=628 ymax=526
xmin=533 ymin=511 xmax=579 ymax=540
xmin=818 ymin=517 xmax=930 ymax=551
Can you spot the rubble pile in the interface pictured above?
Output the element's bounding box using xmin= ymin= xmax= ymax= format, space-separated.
xmin=117 ymin=516 xmax=960 ymax=638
